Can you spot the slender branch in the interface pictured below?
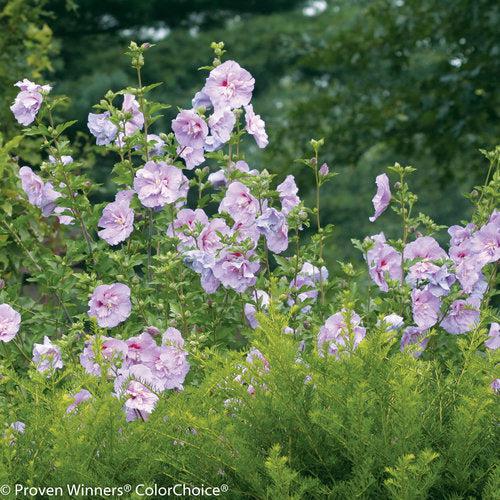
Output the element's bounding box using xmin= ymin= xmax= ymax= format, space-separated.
xmin=313 ymin=153 xmax=325 ymax=305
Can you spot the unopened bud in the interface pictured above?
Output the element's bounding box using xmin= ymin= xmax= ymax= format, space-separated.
xmin=0 ymin=279 xmax=5 ymax=290
xmin=319 ymin=163 xmax=329 ymax=176
xmin=144 ymin=326 xmax=160 ymax=336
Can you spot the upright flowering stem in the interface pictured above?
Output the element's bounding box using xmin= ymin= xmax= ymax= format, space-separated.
xmin=312 ymin=147 xmax=325 ymax=305
xmin=389 ymin=163 xmax=416 ymax=315
xmin=134 ymin=53 xmax=154 ymax=283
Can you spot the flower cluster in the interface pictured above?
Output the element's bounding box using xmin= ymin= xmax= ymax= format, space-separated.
xmin=360 ymin=176 xmax=499 ymax=356
xmin=80 ymin=327 xmax=189 ymax=421
xmin=317 ymin=309 xmax=366 ymax=358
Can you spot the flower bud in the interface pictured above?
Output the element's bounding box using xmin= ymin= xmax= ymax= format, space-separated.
xmin=319 ymin=163 xmax=329 ymax=176
xmin=0 ymin=279 xmax=5 ymax=290
xmin=144 ymin=326 xmax=160 ymax=336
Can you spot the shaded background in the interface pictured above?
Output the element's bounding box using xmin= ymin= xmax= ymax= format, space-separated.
xmin=1 ymin=0 xmax=498 ymax=264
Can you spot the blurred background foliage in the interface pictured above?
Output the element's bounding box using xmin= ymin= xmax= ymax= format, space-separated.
xmin=1 ymin=0 xmax=498 ymax=264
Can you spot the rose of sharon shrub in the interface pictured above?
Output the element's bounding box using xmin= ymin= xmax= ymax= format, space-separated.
xmin=1 ymin=41 xmax=498 ymax=496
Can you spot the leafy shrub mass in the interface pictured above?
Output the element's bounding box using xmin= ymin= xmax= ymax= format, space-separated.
xmin=0 ymin=42 xmax=499 ymax=498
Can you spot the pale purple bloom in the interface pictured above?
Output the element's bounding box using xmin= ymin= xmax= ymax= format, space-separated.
xmin=288 ymin=262 xmax=328 ymax=313
xmin=406 ymin=262 xmax=455 ymax=297
xmin=192 ymin=89 xmax=212 ymax=110
xmin=172 ymin=109 xmax=208 ymax=149
xmin=208 ymin=108 xmax=236 ymax=144
xmin=14 ymin=79 xmax=51 ymax=93
xmin=288 ymin=274 xmax=317 ymax=314
xmin=232 ymin=221 xmax=260 ymax=249
xmin=404 ymin=236 xmax=448 ymax=261
xmin=212 ymin=250 xmax=260 ymax=293
xmin=151 ymin=328 xmax=189 ymax=390
xmin=53 ymin=206 xmax=75 ymax=225
xmin=381 ymin=313 xmax=404 ymax=331
xmin=32 ymin=336 xmax=63 ymax=373
xmin=448 ymin=223 xmax=476 ymax=247
xmin=19 ymin=166 xmax=61 ymax=216
xmin=208 ymin=169 xmax=227 ymax=188
xmin=177 ymin=146 xmax=205 ymax=170
xmin=468 ymin=275 xmax=488 ymax=307
xmin=232 ymin=160 xmax=259 ymax=176
xmin=485 ymin=323 xmax=500 ymax=350
xmin=113 ymin=363 xmax=161 ymax=421
xmin=123 ymin=379 xmax=159 ymax=422
xmin=0 ymin=304 xmax=21 ymax=343
xmin=400 ymin=326 xmax=429 ymax=357
xmin=440 ymin=300 xmax=480 ymax=335
xmin=256 ymin=207 xmax=288 ymax=253
xmin=97 ymin=190 xmax=135 ymax=246
xmin=146 ymin=134 xmax=165 ymax=156
xmin=162 ymin=327 xmax=185 ymax=348
xmin=124 ymin=333 xmax=156 ymax=364
xmin=49 ymin=155 xmax=73 ymax=166
xmin=244 ymin=104 xmax=268 ymax=148
xmin=204 ymin=60 xmax=255 ymax=110
xmin=450 ymin=239 xmax=483 ymax=294
xmin=244 ymin=290 xmax=270 ymax=329
xmin=66 ymin=389 xmax=92 ymax=414
xmin=183 ymin=250 xmax=220 ymax=294
xmin=491 ymin=379 xmax=500 ymax=393
xmin=122 ymin=94 xmax=144 ymax=136
xmin=218 ymin=181 xmax=259 ymax=223
xmin=317 ymin=310 xmax=366 ymax=358
xmin=369 ymin=173 xmax=391 ymax=222
xmin=470 ymin=221 xmax=500 ymax=266
xmin=200 ymin=267 xmax=220 ymax=294
xmin=489 ymin=210 xmax=500 ymax=224
xmin=80 ymin=336 xmax=128 ymax=376
xmin=300 ymin=262 xmax=329 ymax=282
xmin=277 ymin=175 xmax=300 ymax=215
xmin=134 ymin=161 xmax=188 ymax=208
xmin=365 ymin=233 xmax=402 ymax=292
xmin=88 ymin=283 xmax=132 ymax=328
xmin=197 ymin=218 xmax=230 ymax=253
xmin=319 ymin=163 xmax=329 ymax=176
xmin=167 ymin=208 xmax=209 ymax=250
xmin=246 ymin=347 xmax=270 ymax=372
xmin=10 ymin=79 xmax=50 ymax=126
xmin=10 ymin=421 xmax=25 ymax=433
xmin=411 ymin=288 xmax=441 ymax=329
xmin=204 ymin=135 xmax=223 ymax=152
xmin=87 ymin=112 xmax=118 ymax=145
